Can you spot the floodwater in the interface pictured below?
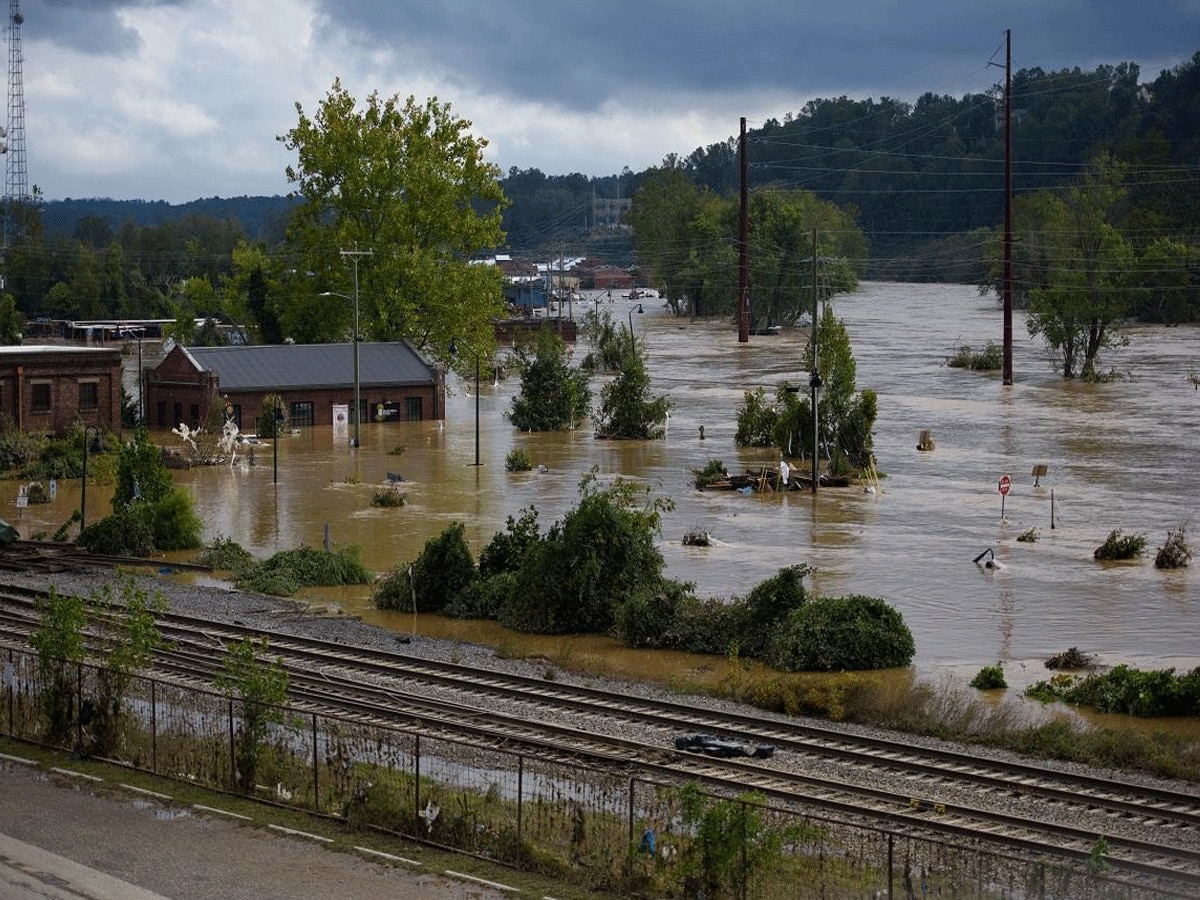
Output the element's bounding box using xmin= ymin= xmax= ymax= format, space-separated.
xmin=13 ymin=283 xmax=1199 ymax=683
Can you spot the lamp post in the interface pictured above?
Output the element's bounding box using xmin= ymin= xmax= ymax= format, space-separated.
xmin=318 ymin=290 xmax=362 ymax=449
xmin=449 ymin=340 xmax=481 ymax=466
xmin=79 ymin=426 xmax=101 ymax=529
xmin=627 ymin=303 xmax=643 ymax=334
xmin=272 ymin=403 xmax=283 ymax=485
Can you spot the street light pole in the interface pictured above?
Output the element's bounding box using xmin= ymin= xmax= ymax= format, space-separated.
xmin=627 ymin=303 xmax=643 ymax=334
xmin=473 ymin=353 xmax=480 ymax=467
xmin=449 ymin=339 xmax=482 ymax=467
xmin=325 ymin=245 xmax=373 ymax=449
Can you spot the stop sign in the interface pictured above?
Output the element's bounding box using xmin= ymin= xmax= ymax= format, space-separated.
xmin=998 ymin=474 xmax=1011 ymax=496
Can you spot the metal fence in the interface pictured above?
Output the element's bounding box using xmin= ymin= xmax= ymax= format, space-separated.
xmin=1 ymin=646 xmax=1186 ymax=900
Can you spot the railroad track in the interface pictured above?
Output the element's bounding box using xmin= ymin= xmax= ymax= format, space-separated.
xmin=1 ymin=581 xmax=1198 ymax=893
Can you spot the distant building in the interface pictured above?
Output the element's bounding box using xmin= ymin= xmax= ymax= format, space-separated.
xmin=0 ymin=345 xmax=123 ymax=436
xmin=145 ymin=342 xmax=446 ymax=432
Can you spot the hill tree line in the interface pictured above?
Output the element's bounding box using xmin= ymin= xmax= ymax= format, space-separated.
xmin=1 ymin=52 xmax=1196 ymax=340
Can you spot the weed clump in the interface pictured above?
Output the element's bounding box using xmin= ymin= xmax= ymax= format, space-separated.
xmin=236 ymin=545 xmax=372 ymax=597
xmin=970 ymin=664 xmax=1007 ymax=690
xmin=1155 ymin=526 xmax=1192 ymax=569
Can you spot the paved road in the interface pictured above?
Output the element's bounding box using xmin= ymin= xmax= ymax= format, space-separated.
xmin=0 ymin=756 xmax=511 ymax=900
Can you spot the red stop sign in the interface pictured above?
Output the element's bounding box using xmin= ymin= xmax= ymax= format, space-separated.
xmin=998 ymin=474 xmax=1011 ymax=496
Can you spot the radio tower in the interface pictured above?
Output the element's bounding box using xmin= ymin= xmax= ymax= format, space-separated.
xmin=3 ymin=0 xmax=27 ymax=247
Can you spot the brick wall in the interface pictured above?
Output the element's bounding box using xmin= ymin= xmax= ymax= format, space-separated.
xmin=0 ymin=347 xmax=123 ymax=436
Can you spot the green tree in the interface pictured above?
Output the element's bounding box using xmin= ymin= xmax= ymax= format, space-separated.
xmin=508 ymin=330 xmax=591 ymax=431
xmin=990 ymin=155 xmax=1134 ymax=378
xmin=592 ymin=337 xmax=671 ymax=439
xmin=0 ymin=293 xmax=22 ymax=344
xmin=86 ymin=575 xmax=165 ymax=755
xmin=29 ymin=587 xmax=87 ymax=744
xmin=214 ymin=638 xmax=290 ymax=794
xmin=279 ymin=80 xmax=508 ymax=357
xmin=737 ymin=303 xmax=877 ymax=472
xmin=374 ymin=521 xmax=477 ymax=612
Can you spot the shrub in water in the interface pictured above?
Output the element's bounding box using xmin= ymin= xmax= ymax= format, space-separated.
xmin=375 ymin=522 xmax=476 ymax=612
xmin=971 ymin=664 xmax=1007 ymax=690
xmin=1093 ymin=529 xmax=1147 ymax=561
xmin=504 ymin=448 xmax=533 ymax=472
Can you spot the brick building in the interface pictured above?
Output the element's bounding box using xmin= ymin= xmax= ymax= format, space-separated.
xmin=145 ymin=341 xmax=446 ymax=433
xmin=0 ymin=345 xmax=123 ymax=436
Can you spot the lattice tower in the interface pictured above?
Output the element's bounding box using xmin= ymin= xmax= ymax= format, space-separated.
xmin=4 ymin=0 xmax=27 ymax=208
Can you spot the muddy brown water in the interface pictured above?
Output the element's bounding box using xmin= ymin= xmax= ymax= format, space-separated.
xmin=12 ymin=283 xmax=1199 ymax=687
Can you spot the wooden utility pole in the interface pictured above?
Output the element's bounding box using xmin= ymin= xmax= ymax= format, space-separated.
xmin=1002 ymin=29 xmax=1014 ymax=385
xmin=810 ymin=228 xmax=820 ymax=494
xmin=738 ymin=117 xmax=750 ymax=343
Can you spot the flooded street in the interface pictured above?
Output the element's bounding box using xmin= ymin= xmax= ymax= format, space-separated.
xmin=14 ymin=283 xmax=1199 ymax=681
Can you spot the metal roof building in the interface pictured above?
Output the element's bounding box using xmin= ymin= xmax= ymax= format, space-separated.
xmin=145 ymin=341 xmax=445 ymax=433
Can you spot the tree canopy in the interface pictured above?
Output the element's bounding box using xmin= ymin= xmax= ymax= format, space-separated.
xmin=279 ymin=80 xmax=508 ymax=358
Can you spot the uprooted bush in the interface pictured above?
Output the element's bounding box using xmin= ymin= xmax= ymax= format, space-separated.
xmin=1155 ymin=526 xmax=1192 ymax=569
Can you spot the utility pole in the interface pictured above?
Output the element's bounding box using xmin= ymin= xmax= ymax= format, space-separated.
xmin=1002 ymin=29 xmax=1014 ymax=385
xmin=810 ymin=229 xmax=821 ymax=494
xmin=737 ymin=117 xmax=750 ymax=343
xmin=339 ymin=245 xmax=373 ymax=449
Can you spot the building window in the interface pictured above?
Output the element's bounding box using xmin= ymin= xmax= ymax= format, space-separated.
xmin=157 ymin=401 xmax=167 ymax=428
xmin=405 ymin=397 xmax=422 ymax=421
xmin=78 ymin=381 xmax=99 ymax=411
xmin=173 ymin=402 xmax=182 ymax=427
xmin=290 ymin=401 xmax=314 ymax=427
xmin=31 ymin=382 xmax=51 ymax=412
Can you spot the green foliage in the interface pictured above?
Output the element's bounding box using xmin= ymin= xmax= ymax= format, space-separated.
xmin=29 ymin=586 xmax=87 ymax=744
xmin=579 ymin=308 xmax=628 ymax=373
xmin=628 ymin=167 xmax=865 ymax=320
xmin=499 ymin=473 xmax=671 ymax=633
xmin=768 ymin=594 xmax=916 ymax=672
xmin=674 ymin=784 xmax=798 ymax=900
xmin=113 ymin=427 xmax=174 ymax=509
xmin=446 ymin=572 xmax=517 ymax=620
xmin=987 ymin=154 xmax=1134 ymax=379
xmin=691 ymin=458 xmax=729 ymax=489
xmin=279 ymin=80 xmax=506 ymax=356
xmin=0 ymin=416 xmax=39 ymax=471
xmin=504 ymin=449 xmax=533 ymax=472
xmin=236 ymin=545 xmax=372 ymax=597
xmin=196 ymin=536 xmax=255 ymax=572
xmin=22 ymin=429 xmax=95 ymax=480
xmin=477 ymin=507 xmax=540 ymax=579
xmin=86 ymin=575 xmax=166 ymax=755
xmin=214 ymin=637 xmax=290 ymax=793
xmin=1093 ymin=529 xmax=1147 ymax=560
xmin=971 ymin=664 xmax=1008 ymax=690
xmin=1026 ymin=664 xmax=1200 ymax=717
xmin=77 ymin=507 xmax=155 ymax=557
xmin=508 ymin=329 xmax=591 ymax=431
xmin=375 ymin=522 xmax=477 ymax=612
xmin=143 ymin=489 xmax=203 ymax=550
xmin=592 ymin=337 xmax=670 ymax=440
xmin=734 ymin=388 xmax=777 ymax=447
xmin=947 ymin=342 xmax=1003 ymax=370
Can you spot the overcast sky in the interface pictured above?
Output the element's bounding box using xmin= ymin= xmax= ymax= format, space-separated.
xmin=14 ymin=0 xmax=1198 ymax=203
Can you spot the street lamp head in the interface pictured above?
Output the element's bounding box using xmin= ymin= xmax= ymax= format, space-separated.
xmin=634 ymin=303 xmax=644 ymax=315
xmin=809 ymin=370 xmax=823 ymax=396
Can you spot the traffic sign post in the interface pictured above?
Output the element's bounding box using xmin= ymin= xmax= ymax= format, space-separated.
xmin=998 ymin=474 xmax=1011 ymax=520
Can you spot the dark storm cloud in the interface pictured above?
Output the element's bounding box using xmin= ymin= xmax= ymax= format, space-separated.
xmin=22 ymin=0 xmax=187 ymax=56
xmin=315 ymin=0 xmax=1198 ymax=110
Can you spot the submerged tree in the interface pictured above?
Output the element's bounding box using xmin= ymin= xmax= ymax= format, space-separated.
xmin=508 ymin=329 xmax=591 ymax=431
xmin=592 ymin=335 xmax=671 ymax=440
xmin=736 ymin=303 xmax=877 ymax=472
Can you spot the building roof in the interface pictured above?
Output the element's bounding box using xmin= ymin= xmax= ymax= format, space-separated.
xmin=0 ymin=345 xmax=121 ymax=357
xmin=182 ymin=342 xmax=435 ymax=391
